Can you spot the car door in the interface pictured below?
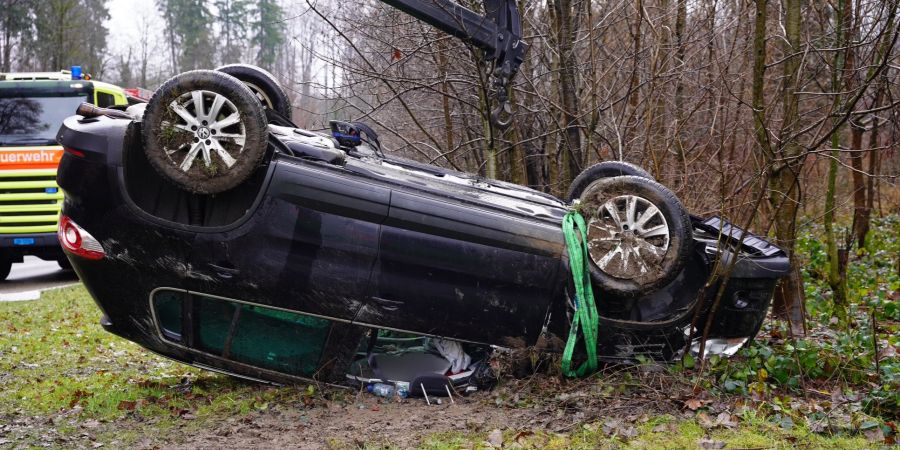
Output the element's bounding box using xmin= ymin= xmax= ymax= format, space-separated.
xmin=189 ymin=155 xmax=389 ymax=323
xmin=357 ymin=189 xmax=564 ymax=346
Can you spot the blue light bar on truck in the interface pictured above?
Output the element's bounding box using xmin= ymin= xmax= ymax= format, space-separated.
xmin=71 ymin=66 xmax=83 ymax=80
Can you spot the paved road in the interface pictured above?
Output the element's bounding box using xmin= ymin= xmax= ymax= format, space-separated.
xmin=0 ymin=256 xmax=80 ymax=301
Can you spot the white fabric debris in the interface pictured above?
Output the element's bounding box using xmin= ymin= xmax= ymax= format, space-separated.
xmin=426 ymin=338 xmax=472 ymax=373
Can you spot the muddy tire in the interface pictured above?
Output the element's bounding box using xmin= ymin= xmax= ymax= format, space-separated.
xmin=566 ymin=161 xmax=654 ymax=202
xmin=575 ymin=175 xmax=693 ymax=297
xmin=216 ymin=64 xmax=292 ymax=118
xmin=142 ymin=70 xmax=268 ymax=194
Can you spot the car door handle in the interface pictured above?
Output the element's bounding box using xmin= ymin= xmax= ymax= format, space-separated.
xmin=208 ymin=263 xmax=240 ymax=279
xmin=371 ymin=297 xmax=404 ymax=311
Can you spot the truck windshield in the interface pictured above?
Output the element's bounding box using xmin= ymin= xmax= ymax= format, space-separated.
xmin=0 ymin=95 xmax=86 ymax=146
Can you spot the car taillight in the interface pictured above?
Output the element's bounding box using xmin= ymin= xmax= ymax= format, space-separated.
xmin=64 ymin=147 xmax=85 ymax=158
xmin=58 ymin=215 xmax=105 ymax=260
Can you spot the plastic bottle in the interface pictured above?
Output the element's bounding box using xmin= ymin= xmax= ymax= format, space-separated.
xmin=367 ymin=383 xmax=408 ymax=398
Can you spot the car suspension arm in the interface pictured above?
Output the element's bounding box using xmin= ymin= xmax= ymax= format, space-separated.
xmin=379 ymin=0 xmax=528 ymax=128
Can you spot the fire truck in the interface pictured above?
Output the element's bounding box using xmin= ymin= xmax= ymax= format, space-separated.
xmin=0 ymin=68 xmax=129 ymax=280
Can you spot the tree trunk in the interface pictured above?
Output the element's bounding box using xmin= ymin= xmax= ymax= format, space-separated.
xmin=825 ymin=0 xmax=851 ymax=329
xmin=164 ymin=4 xmax=178 ymax=73
xmin=436 ymin=38 xmax=455 ymax=155
xmin=1 ymin=0 xmax=14 ymax=72
xmin=849 ymin=122 xmax=867 ymax=248
xmin=862 ymin=79 xmax=884 ymax=251
xmin=766 ymin=0 xmax=807 ymax=336
xmin=750 ymin=0 xmax=769 ymax=161
xmin=507 ymin=89 xmax=528 ymax=186
xmin=506 ymin=0 xmax=529 ymax=187
xmin=628 ymin=0 xmax=642 ymax=110
xmin=478 ymin=78 xmax=497 ymax=179
xmin=551 ymin=0 xmax=582 ymax=191
xmin=674 ymin=0 xmax=687 ymax=177
xmin=857 ymin=7 xmax=895 ymax=249
xmin=845 ymin=0 xmax=867 ymax=250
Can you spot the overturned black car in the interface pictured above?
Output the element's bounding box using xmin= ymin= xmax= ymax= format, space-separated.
xmin=54 ymin=63 xmax=789 ymax=386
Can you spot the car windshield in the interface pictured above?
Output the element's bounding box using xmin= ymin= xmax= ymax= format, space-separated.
xmin=0 ymin=95 xmax=86 ymax=146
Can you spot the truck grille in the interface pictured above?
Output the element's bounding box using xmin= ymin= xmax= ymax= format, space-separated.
xmin=0 ymin=169 xmax=63 ymax=234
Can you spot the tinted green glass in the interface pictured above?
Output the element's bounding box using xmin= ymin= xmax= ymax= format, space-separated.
xmin=153 ymin=290 xmax=185 ymax=340
xmin=152 ymin=291 xmax=332 ymax=378
xmin=228 ymin=304 xmax=330 ymax=377
xmin=196 ymin=297 xmax=236 ymax=355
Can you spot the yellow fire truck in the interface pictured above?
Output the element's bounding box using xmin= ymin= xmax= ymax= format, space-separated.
xmin=0 ymin=68 xmax=128 ymax=280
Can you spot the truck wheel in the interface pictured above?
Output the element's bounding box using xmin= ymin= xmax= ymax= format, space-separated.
xmin=567 ymin=161 xmax=654 ymax=202
xmin=0 ymin=258 xmax=11 ymax=281
xmin=142 ymin=70 xmax=268 ymax=194
xmin=216 ymin=64 xmax=292 ymax=118
xmin=575 ymin=175 xmax=693 ymax=297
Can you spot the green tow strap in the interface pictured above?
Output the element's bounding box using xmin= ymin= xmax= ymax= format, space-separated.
xmin=561 ymin=210 xmax=599 ymax=378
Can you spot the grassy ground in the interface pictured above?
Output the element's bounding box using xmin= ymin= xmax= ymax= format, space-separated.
xmin=0 ymin=217 xmax=897 ymax=448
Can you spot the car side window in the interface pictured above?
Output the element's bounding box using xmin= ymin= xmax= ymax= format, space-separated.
xmin=151 ymin=289 xmax=334 ymax=378
xmin=96 ymin=91 xmax=116 ymax=108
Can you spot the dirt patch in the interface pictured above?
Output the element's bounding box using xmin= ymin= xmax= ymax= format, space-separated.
xmin=0 ymin=370 xmax=690 ymax=450
xmin=167 ymin=369 xmax=687 ymax=449
xmin=166 ymin=395 xmax=537 ymax=449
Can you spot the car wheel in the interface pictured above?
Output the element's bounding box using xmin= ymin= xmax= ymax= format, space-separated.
xmin=575 ymin=175 xmax=693 ymax=297
xmin=142 ymin=70 xmax=269 ymax=194
xmin=216 ymin=64 xmax=292 ymax=118
xmin=567 ymin=161 xmax=654 ymax=202
xmin=0 ymin=257 xmax=10 ymax=281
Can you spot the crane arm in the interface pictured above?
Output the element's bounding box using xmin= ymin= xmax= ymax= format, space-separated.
xmin=379 ymin=0 xmax=528 ymax=127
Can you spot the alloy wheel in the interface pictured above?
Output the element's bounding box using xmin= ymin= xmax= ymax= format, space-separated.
xmin=162 ymin=90 xmax=247 ymax=172
xmin=585 ymin=194 xmax=671 ymax=280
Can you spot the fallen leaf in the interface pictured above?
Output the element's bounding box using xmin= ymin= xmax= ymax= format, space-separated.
xmin=117 ymin=400 xmax=136 ymax=411
xmin=863 ymin=427 xmax=884 ymax=443
xmin=715 ymin=412 xmax=738 ymax=428
xmin=878 ymin=346 xmax=897 ymax=359
xmin=697 ymin=413 xmax=715 ymax=429
xmin=69 ymin=390 xmax=92 ymax=408
xmin=620 ymin=426 xmax=639 ymax=439
xmin=513 ymin=430 xmax=533 ymax=442
xmin=602 ymin=419 xmax=622 ymax=436
xmin=807 ymin=418 xmax=827 ymax=433
xmin=684 ymin=398 xmax=711 ymax=411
